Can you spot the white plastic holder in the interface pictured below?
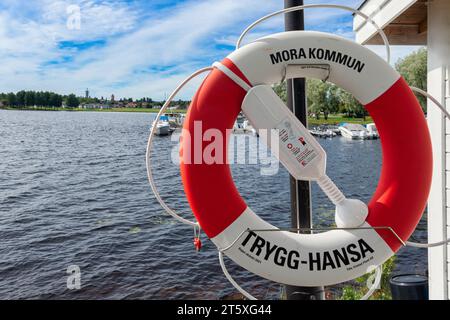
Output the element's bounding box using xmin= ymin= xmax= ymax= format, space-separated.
xmin=242 ymin=85 xmax=368 ymax=228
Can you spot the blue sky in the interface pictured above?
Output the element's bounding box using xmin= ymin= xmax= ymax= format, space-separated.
xmin=0 ymin=0 xmax=422 ymax=100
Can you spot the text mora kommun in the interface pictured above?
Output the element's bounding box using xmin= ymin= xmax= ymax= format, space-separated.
xmin=269 ymin=48 xmax=366 ymax=73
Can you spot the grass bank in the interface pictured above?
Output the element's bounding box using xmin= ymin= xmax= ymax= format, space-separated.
xmin=1 ymin=107 xmax=372 ymax=125
xmin=308 ymin=115 xmax=373 ymax=126
xmin=0 ymin=106 xmax=185 ymax=113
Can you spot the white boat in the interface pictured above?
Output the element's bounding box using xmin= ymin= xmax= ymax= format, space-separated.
xmin=338 ymin=123 xmax=369 ymax=140
xmin=324 ymin=129 xmax=337 ymax=137
xmin=166 ymin=113 xmax=185 ymax=130
xmin=327 ymin=125 xmax=341 ymax=136
xmin=152 ymin=115 xmax=171 ymax=136
xmin=233 ymin=114 xmax=258 ymax=135
xmin=309 ymin=127 xmax=337 ymax=138
xmin=366 ymin=123 xmax=379 ymax=139
xmin=309 ymin=129 xmax=322 ymax=137
xmin=242 ymin=119 xmax=258 ymax=136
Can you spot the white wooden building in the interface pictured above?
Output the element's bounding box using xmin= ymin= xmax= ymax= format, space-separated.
xmin=353 ymin=0 xmax=450 ymax=299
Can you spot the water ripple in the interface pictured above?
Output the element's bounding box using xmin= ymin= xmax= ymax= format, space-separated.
xmin=0 ymin=110 xmax=427 ymax=299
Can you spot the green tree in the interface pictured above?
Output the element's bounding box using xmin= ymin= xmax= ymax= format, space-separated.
xmin=273 ymin=80 xmax=366 ymax=120
xmin=337 ymin=88 xmax=365 ymax=119
xmin=35 ymin=91 xmax=43 ymax=106
xmin=395 ymin=47 xmax=427 ymax=112
xmin=7 ymin=92 xmax=16 ymax=107
xmin=25 ymin=91 xmax=36 ymax=107
xmin=42 ymin=91 xmax=51 ymax=107
xmin=49 ymin=93 xmax=63 ymax=107
xmin=16 ymin=91 xmax=26 ymax=107
xmin=306 ymin=79 xmax=329 ymax=119
xmin=273 ymin=83 xmax=287 ymax=103
xmin=66 ymin=94 xmax=80 ymax=108
xmin=327 ymin=84 xmax=341 ymax=115
xmin=0 ymin=93 xmax=6 ymax=106
xmin=308 ymin=80 xmax=346 ymax=120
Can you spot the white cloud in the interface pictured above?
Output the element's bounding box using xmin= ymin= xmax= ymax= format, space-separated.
xmin=0 ymin=0 xmax=139 ymax=92
xmin=0 ymin=0 xmax=423 ymax=100
xmin=41 ymin=0 xmax=139 ymax=40
xmin=1 ymin=0 xmax=283 ymax=98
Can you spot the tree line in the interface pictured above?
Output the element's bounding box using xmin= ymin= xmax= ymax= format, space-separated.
xmin=274 ymin=47 xmax=427 ymax=120
xmin=1 ymin=91 xmax=66 ymax=108
xmin=0 ymin=91 xmax=192 ymax=109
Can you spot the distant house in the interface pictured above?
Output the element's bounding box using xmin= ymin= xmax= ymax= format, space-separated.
xmin=0 ymin=101 xmax=4 ymax=107
xmin=125 ymin=102 xmax=138 ymax=108
xmin=168 ymin=105 xmax=181 ymax=111
xmin=81 ymin=103 xmax=112 ymax=109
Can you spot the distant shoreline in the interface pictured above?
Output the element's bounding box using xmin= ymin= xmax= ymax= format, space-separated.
xmin=0 ymin=107 xmax=373 ymax=125
xmin=0 ymin=106 xmax=186 ymax=114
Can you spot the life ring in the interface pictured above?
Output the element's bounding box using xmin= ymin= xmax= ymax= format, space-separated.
xmin=180 ymin=31 xmax=432 ymax=286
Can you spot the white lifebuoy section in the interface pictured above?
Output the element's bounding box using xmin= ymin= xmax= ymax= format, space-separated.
xmin=180 ymin=31 xmax=432 ymax=286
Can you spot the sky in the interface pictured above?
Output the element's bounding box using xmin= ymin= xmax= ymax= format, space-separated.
xmin=0 ymin=0 xmax=423 ymax=100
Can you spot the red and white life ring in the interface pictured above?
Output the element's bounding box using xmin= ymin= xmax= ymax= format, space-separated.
xmin=180 ymin=31 xmax=432 ymax=286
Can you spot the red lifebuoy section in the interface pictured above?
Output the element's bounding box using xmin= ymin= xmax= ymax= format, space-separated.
xmin=180 ymin=58 xmax=250 ymax=238
xmin=365 ymin=77 xmax=432 ymax=252
xmin=180 ymin=31 xmax=432 ymax=286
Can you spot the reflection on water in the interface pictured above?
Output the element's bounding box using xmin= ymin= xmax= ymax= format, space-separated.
xmin=0 ymin=110 xmax=427 ymax=299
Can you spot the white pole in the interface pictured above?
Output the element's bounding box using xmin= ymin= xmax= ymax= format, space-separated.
xmin=427 ymin=0 xmax=450 ymax=301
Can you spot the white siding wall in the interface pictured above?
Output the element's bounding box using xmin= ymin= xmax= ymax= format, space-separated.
xmin=443 ymin=68 xmax=449 ymax=298
xmin=427 ymin=0 xmax=450 ymax=300
xmin=447 ymin=69 xmax=450 ymax=298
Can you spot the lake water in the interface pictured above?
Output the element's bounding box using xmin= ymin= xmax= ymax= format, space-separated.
xmin=0 ymin=109 xmax=428 ymax=299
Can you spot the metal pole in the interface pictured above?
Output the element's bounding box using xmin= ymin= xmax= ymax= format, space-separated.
xmin=284 ymin=0 xmax=325 ymax=300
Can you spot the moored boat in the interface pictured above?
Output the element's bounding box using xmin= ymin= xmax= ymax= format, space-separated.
xmin=152 ymin=115 xmax=171 ymax=136
xmin=366 ymin=123 xmax=379 ymax=139
xmin=338 ymin=123 xmax=369 ymax=140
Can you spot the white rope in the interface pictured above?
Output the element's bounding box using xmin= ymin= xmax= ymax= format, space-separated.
xmin=219 ymin=251 xmax=257 ymax=300
xmin=236 ymin=4 xmax=391 ymax=65
xmin=219 ymin=249 xmax=383 ymax=301
xmin=411 ymin=86 xmax=450 ymax=119
xmin=145 ymin=66 xmax=213 ymax=227
xmin=360 ymin=265 xmax=382 ymax=300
